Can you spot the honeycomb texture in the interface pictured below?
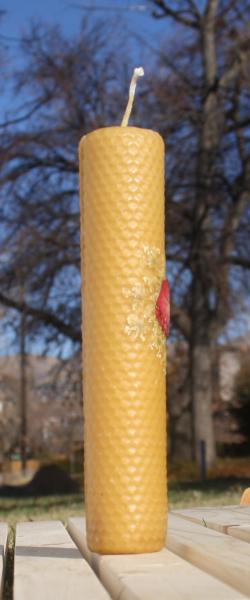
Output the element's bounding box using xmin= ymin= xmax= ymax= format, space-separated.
xmin=79 ymin=126 xmax=167 ymax=554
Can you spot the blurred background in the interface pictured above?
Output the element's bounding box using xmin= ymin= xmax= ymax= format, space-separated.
xmin=0 ymin=0 xmax=250 ymax=512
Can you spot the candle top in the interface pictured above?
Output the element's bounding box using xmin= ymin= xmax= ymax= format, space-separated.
xmin=80 ymin=67 xmax=165 ymax=147
xmin=80 ymin=126 xmax=164 ymax=148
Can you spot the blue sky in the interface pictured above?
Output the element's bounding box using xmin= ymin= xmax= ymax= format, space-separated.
xmin=2 ymin=0 xmax=160 ymax=35
xmin=1 ymin=1 xmax=249 ymax=355
xmin=0 ymin=1 xmax=170 ymax=356
xmin=1 ymin=1 xmax=168 ymax=61
xmin=0 ymin=1 xmax=170 ymax=118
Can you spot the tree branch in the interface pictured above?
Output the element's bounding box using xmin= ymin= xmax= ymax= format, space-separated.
xmin=151 ymin=1 xmax=199 ymax=28
xmin=223 ymin=255 xmax=250 ymax=269
xmin=219 ymin=33 xmax=250 ymax=90
xmin=220 ymin=190 xmax=249 ymax=259
xmin=186 ymin=0 xmax=201 ymax=19
xmin=0 ymin=292 xmax=81 ymax=343
xmin=171 ymin=302 xmax=191 ymax=339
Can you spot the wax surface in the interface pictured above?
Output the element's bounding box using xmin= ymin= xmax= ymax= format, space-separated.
xmin=79 ymin=126 xmax=167 ymax=554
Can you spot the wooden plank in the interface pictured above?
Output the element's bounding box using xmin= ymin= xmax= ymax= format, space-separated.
xmin=14 ymin=521 xmax=111 ymax=600
xmin=0 ymin=523 xmax=8 ymax=599
xmin=228 ymin=525 xmax=250 ymax=544
xmin=167 ymin=514 xmax=250 ymax=597
xmin=173 ymin=506 xmax=250 ymax=535
xmin=232 ymin=506 xmax=250 ymax=517
xmin=68 ymin=517 xmax=248 ymax=600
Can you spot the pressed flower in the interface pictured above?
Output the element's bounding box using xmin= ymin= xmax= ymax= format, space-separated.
xmin=155 ymin=279 xmax=170 ymax=336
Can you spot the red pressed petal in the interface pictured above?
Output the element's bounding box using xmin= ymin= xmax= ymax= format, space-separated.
xmin=155 ymin=279 xmax=170 ymax=336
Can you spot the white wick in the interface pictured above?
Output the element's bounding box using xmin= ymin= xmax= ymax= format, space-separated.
xmin=121 ymin=67 xmax=144 ymax=127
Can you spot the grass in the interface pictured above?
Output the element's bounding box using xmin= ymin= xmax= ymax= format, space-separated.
xmin=0 ymin=478 xmax=249 ymax=527
xmin=0 ymin=493 xmax=84 ymax=527
xmin=0 ymin=457 xmax=249 ymax=526
xmin=169 ymin=478 xmax=249 ymax=509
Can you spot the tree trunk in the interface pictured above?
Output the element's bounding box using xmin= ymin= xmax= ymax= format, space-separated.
xmin=189 ymin=264 xmax=217 ymax=467
xmin=20 ymin=287 xmax=27 ymax=474
xmin=189 ymin=0 xmax=219 ymax=467
xmin=190 ymin=325 xmax=216 ymax=467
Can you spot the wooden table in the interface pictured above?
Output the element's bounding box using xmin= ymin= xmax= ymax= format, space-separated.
xmin=1 ymin=505 xmax=250 ymax=599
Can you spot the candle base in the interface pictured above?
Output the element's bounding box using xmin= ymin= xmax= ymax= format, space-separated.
xmin=87 ymin=535 xmax=166 ymax=555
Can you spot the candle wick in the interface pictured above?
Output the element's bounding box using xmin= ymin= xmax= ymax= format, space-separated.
xmin=121 ymin=67 xmax=144 ymax=127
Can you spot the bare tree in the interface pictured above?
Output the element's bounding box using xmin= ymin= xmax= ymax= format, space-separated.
xmin=0 ymin=20 xmax=129 ymax=352
xmin=149 ymin=0 xmax=250 ymax=465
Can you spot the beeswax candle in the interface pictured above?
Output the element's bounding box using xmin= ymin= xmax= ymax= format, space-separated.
xmin=79 ymin=75 xmax=167 ymax=554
